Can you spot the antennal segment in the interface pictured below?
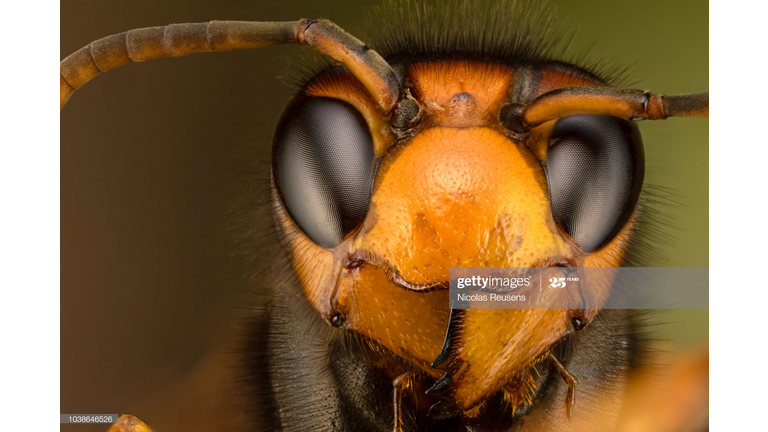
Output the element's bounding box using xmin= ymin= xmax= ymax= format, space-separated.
xmin=520 ymin=87 xmax=708 ymax=128
xmin=60 ymin=20 xmax=401 ymax=113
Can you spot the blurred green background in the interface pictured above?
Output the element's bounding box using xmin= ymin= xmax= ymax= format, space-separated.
xmin=545 ymin=0 xmax=709 ymax=351
xmin=61 ymin=0 xmax=707 ymax=430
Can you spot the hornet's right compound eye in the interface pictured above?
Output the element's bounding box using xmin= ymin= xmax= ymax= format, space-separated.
xmin=272 ymin=97 xmax=375 ymax=248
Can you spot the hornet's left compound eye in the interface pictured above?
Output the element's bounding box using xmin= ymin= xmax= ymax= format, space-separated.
xmin=273 ymin=97 xmax=375 ymax=248
xmin=546 ymin=115 xmax=645 ymax=252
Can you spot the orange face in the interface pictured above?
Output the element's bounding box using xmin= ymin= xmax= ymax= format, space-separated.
xmin=276 ymin=60 xmax=637 ymax=412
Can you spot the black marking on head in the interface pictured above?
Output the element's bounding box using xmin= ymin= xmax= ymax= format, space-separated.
xmin=392 ymin=98 xmax=422 ymax=130
xmin=499 ymin=102 xmax=527 ymax=134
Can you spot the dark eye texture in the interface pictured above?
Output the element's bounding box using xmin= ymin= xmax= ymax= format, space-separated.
xmin=546 ymin=115 xmax=644 ymax=252
xmin=273 ymin=97 xmax=375 ymax=248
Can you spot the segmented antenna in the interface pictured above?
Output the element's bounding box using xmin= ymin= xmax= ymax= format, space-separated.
xmin=60 ymin=20 xmax=402 ymax=113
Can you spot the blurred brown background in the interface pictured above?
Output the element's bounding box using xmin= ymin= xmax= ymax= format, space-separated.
xmin=61 ymin=1 xmax=708 ymax=430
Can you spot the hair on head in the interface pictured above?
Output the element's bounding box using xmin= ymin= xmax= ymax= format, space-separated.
xmin=359 ymin=0 xmax=633 ymax=86
xmin=281 ymin=0 xmax=634 ymax=91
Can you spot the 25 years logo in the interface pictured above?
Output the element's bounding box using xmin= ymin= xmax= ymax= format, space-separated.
xmin=549 ymin=277 xmax=567 ymax=288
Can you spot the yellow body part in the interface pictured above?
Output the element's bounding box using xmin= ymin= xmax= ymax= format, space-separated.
xmin=107 ymin=415 xmax=154 ymax=432
xmin=281 ymin=60 xmax=634 ymax=411
xmin=356 ymin=126 xmax=568 ymax=283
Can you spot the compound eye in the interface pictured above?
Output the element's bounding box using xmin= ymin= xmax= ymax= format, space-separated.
xmin=547 ymin=115 xmax=644 ymax=252
xmin=273 ymin=97 xmax=374 ymax=248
